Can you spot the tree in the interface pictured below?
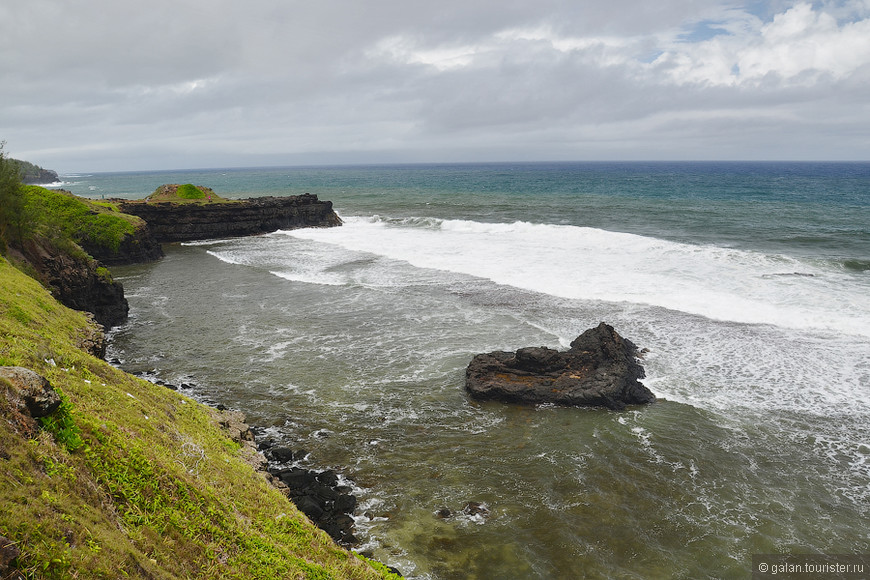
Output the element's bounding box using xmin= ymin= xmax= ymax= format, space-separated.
xmin=0 ymin=141 xmax=28 ymax=251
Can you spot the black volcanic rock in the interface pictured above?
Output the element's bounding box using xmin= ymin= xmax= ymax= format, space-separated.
xmin=465 ymin=323 xmax=655 ymax=410
xmin=269 ymin=464 xmax=360 ymax=545
xmin=81 ymin=221 xmax=164 ymax=266
xmin=15 ymin=236 xmax=128 ymax=329
xmin=118 ymin=193 xmax=341 ymax=243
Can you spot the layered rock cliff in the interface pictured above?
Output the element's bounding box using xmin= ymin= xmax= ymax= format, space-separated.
xmin=79 ymin=222 xmax=164 ymax=266
xmin=118 ymin=193 xmax=341 ymax=243
xmin=12 ymin=236 xmax=129 ymax=330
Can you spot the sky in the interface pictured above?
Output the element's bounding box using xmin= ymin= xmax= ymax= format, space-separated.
xmin=2 ymin=0 xmax=870 ymax=172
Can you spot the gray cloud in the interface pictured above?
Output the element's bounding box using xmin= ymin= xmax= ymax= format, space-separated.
xmin=2 ymin=0 xmax=868 ymax=170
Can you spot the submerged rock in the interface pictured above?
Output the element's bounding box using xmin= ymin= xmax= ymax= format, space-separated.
xmin=465 ymin=323 xmax=655 ymax=410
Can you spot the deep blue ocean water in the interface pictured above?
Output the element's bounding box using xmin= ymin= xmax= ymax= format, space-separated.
xmin=61 ymin=162 xmax=870 ymax=578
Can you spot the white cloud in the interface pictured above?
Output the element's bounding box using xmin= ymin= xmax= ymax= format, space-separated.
xmin=367 ymin=35 xmax=482 ymax=71
xmin=2 ymin=0 xmax=870 ymax=169
xmin=653 ymin=2 xmax=870 ymax=86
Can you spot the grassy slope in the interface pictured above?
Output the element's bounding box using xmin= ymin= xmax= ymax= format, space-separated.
xmin=0 ymin=261 xmax=396 ymax=578
xmin=20 ymin=186 xmax=142 ymax=254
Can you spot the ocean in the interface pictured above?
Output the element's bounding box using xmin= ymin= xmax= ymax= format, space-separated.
xmin=61 ymin=162 xmax=870 ymax=578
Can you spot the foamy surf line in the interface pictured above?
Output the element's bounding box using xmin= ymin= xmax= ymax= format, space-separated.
xmin=282 ymin=215 xmax=870 ymax=337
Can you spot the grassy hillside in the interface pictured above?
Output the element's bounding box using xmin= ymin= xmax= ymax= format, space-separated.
xmin=23 ymin=186 xmax=142 ymax=253
xmin=0 ymin=259 xmax=397 ymax=578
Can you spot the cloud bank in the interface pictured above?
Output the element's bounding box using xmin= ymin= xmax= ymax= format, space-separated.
xmin=2 ymin=0 xmax=869 ymax=170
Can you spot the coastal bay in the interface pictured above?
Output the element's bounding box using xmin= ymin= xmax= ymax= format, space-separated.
xmin=96 ymin=162 xmax=870 ymax=578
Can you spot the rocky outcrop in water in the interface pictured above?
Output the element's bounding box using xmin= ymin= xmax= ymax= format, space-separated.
xmin=465 ymin=323 xmax=655 ymax=410
xmin=118 ymin=194 xmax=341 ymax=243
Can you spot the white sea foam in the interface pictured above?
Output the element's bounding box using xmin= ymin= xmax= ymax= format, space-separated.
xmin=283 ymin=215 xmax=870 ymax=338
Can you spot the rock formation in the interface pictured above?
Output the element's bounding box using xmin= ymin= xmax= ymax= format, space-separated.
xmin=0 ymin=535 xmax=20 ymax=578
xmin=118 ymin=193 xmax=341 ymax=243
xmin=0 ymin=366 xmax=62 ymax=437
xmin=268 ymin=465 xmax=359 ymax=546
xmin=213 ymin=415 xmax=360 ymax=547
xmin=465 ymin=323 xmax=655 ymax=410
xmin=80 ymin=222 xmax=164 ymax=266
xmin=13 ymin=236 xmax=128 ymax=330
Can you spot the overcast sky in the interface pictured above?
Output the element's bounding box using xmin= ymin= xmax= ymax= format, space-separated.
xmin=2 ymin=0 xmax=870 ymax=172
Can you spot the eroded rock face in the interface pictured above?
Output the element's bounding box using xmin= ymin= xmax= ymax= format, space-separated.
xmin=16 ymin=236 xmax=128 ymax=329
xmin=81 ymin=222 xmax=164 ymax=266
xmin=76 ymin=313 xmax=107 ymax=359
xmin=465 ymin=323 xmax=655 ymax=410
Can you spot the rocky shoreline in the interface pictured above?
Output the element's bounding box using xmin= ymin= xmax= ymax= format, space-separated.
xmin=205 ymin=402 xmax=364 ymax=547
xmin=132 ymin=374 xmax=392 ymax=563
xmin=106 ymin=194 xmax=361 ymax=545
xmin=23 ymin=186 xmax=370 ymax=551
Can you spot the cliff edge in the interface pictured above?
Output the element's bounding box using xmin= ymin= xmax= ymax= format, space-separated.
xmin=118 ymin=191 xmax=342 ymax=243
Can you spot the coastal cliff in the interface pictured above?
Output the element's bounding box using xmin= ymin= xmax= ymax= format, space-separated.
xmin=118 ymin=193 xmax=342 ymax=243
xmin=0 ymin=257 xmax=399 ymax=579
xmin=12 ymin=236 xmax=129 ymax=329
xmin=12 ymin=158 xmax=59 ymax=184
xmin=2 ymin=183 xmax=341 ymax=331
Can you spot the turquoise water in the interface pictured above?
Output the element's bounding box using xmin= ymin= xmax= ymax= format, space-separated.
xmin=80 ymin=162 xmax=870 ymax=578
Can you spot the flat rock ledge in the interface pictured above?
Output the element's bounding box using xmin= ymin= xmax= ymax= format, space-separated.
xmin=465 ymin=322 xmax=655 ymax=410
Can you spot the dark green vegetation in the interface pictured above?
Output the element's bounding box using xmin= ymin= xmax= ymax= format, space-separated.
xmin=0 ymin=142 xmax=26 ymax=252
xmin=10 ymin=158 xmax=57 ymax=184
xmin=1 ymin=144 xmax=140 ymax=258
xmin=0 ymin=149 xmax=399 ymax=579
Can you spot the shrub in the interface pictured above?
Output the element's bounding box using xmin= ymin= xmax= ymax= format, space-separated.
xmin=40 ymin=388 xmax=85 ymax=453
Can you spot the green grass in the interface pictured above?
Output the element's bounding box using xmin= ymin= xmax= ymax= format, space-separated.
xmin=0 ymin=257 xmax=400 ymax=579
xmin=21 ymin=186 xmax=141 ymax=253
xmin=175 ymin=184 xmax=206 ymax=199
